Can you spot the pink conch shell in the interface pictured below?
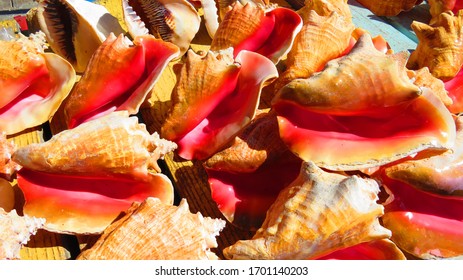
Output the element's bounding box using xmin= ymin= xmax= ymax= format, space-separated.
xmin=0 ymin=133 xmax=20 ymax=181
xmin=407 ymin=11 xmax=463 ymax=81
xmin=210 ymin=2 xmax=302 ymax=64
xmin=122 ymin=0 xmax=201 ymax=56
xmin=14 ymin=111 xmax=175 ymax=234
xmin=204 ymin=111 xmax=302 ymax=230
xmin=0 ymin=32 xmax=76 ymax=135
xmin=272 ymin=34 xmax=456 ymax=171
xmin=161 ymin=48 xmax=278 ymax=160
xmin=77 ymin=198 xmax=226 ymax=260
xmin=356 ymin=0 xmax=423 ymax=16
xmin=274 ymin=9 xmax=354 ymax=92
xmin=384 ymin=116 xmax=463 ymax=197
xmin=223 ymin=161 xmax=391 ymax=260
xmin=63 ymin=33 xmax=179 ymax=128
xmin=378 ymin=170 xmax=463 ymax=259
xmin=318 ymin=239 xmax=406 ymax=260
xmin=37 ymin=0 xmax=125 ymax=72
xmin=0 ymin=208 xmax=45 ymax=260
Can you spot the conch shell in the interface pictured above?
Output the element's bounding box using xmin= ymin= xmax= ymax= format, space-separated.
xmin=210 ymin=2 xmax=302 ymax=64
xmin=223 ymin=161 xmax=391 ymax=259
xmin=122 ymin=0 xmax=201 ymax=56
xmin=407 ymin=10 xmax=463 ymax=81
xmin=62 ymin=33 xmax=179 ymax=128
xmin=14 ymin=111 xmax=175 ymax=234
xmin=0 ymin=32 xmax=76 ymax=135
xmin=318 ymin=239 xmax=406 ymax=260
xmin=77 ymin=198 xmax=226 ymax=260
xmin=271 ymin=34 xmax=456 ymax=171
xmin=355 ymin=0 xmax=423 ymax=16
xmin=274 ymin=9 xmax=354 ymax=92
xmin=299 ymin=0 xmax=352 ymax=20
xmin=37 ymin=0 xmax=125 ymax=72
xmin=408 ymin=67 xmax=453 ymax=107
xmin=0 ymin=208 xmax=45 ymax=260
xmin=161 ymin=48 xmax=278 ymax=160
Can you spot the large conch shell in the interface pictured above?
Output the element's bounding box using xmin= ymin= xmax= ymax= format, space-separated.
xmin=0 ymin=133 xmax=19 ymax=181
xmin=161 ymin=48 xmax=278 ymax=160
xmin=13 ymin=111 xmax=175 ymax=234
xmin=407 ymin=10 xmax=463 ymax=81
xmin=223 ymin=161 xmax=391 ymax=259
xmin=210 ymin=2 xmax=302 ymax=64
xmin=77 ymin=198 xmax=226 ymax=260
xmin=384 ymin=116 xmax=463 ymax=197
xmin=122 ymin=0 xmax=201 ymax=56
xmin=299 ymin=0 xmax=352 ymax=20
xmin=204 ymin=111 xmax=302 ymax=230
xmin=355 ymin=0 xmax=423 ymax=16
xmin=0 ymin=208 xmax=45 ymax=260
xmin=271 ymin=34 xmax=456 ymax=171
xmin=62 ymin=33 xmax=179 ymax=128
xmin=37 ymin=0 xmax=125 ymax=72
xmin=0 ymin=32 xmax=76 ymax=135
xmin=274 ymin=9 xmax=354 ymax=92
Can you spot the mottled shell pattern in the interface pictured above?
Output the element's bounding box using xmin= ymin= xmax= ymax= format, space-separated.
xmin=122 ymin=0 xmax=201 ymax=56
xmin=274 ymin=9 xmax=355 ymax=92
xmin=37 ymin=0 xmax=125 ymax=72
xmin=0 ymin=208 xmax=45 ymax=260
xmin=0 ymin=31 xmax=76 ymax=135
xmin=223 ymin=161 xmax=391 ymax=260
xmin=407 ymin=10 xmax=463 ymax=81
xmin=62 ymin=32 xmax=179 ymax=128
xmin=356 ymin=0 xmax=423 ymax=16
xmin=77 ymin=198 xmax=226 ymax=260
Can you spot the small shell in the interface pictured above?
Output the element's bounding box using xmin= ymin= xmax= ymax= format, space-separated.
xmin=77 ymin=198 xmax=226 ymax=260
xmin=223 ymin=161 xmax=390 ymax=259
xmin=407 ymin=11 xmax=463 ymax=81
xmin=0 ymin=32 xmax=76 ymax=135
xmin=0 ymin=208 xmax=45 ymax=260
xmin=37 ymin=0 xmax=125 ymax=72
xmin=0 ymin=132 xmax=20 ymax=181
xmin=123 ymin=0 xmax=201 ymax=56
xmin=62 ymin=33 xmax=179 ymax=128
xmin=356 ymin=0 xmax=423 ymax=16
xmin=274 ymin=9 xmax=354 ymax=92
xmin=210 ymin=2 xmax=302 ymax=64
xmin=161 ymin=48 xmax=278 ymax=160
xmin=407 ymin=67 xmax=453 ymax=107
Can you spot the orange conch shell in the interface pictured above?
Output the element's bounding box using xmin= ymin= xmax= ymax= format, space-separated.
xmin=222 ymin=161 xmax=391 ymax=259
xmin=428 ymin=0 xmax=458 ymax=23
xmin=0 ymin=208 xmax=45 ymax=260
xmin=301 ymin=0 xmax=352 ymax=20
xmin=356 ymin=0 xmax=423 ymax=16
xmin=384 ymin=116 xmax=463 ymax=197
xmin=123 ymin=0 xmax=201 ymax=56
xmin=274 ymin=9 xmax=354 ymax=92
xmin=272 ymin=34 xmax=456 ymax=171
xmin=407 ymin=11 xmax=463 ymax=81
xmin=77 ymin=198 xmax=226 ymax=260
xmin=408 ymin=67 xmax=453 ymax=107
xmin=0 ymin=32 xmax=76 ymax=135
xmin=37 ymin=0 xmax=125 ymax=72
xmin=62 ymin=33 xmax=179 ymax=128
xmin=14 ymin=111 xmax=175 ymax=234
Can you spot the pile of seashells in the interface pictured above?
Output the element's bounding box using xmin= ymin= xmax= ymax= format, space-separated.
xmin=0 ymin=0 xmax=462 ymax=259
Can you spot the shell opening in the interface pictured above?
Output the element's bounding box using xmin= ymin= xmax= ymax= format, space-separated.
xmin=128 ymin=0 xmax=173 ymax=42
